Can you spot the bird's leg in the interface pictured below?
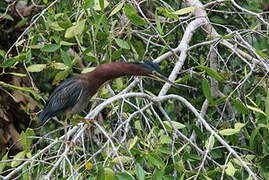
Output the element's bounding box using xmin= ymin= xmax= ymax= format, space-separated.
xmin=63 ymin=116 xmax=69 ymax=142
xmin=71 ymin=116 xmax=97 ymax=125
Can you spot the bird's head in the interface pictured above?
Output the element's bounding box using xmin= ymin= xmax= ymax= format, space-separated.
xmin=136 ymin=61 xmax=176 ymax=86
xmin=136 ymin=61 xmax=195 ymax=90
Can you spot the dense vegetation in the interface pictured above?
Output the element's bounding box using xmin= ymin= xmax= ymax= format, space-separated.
xmin=0 ymin=0 xmax=269 ymax=179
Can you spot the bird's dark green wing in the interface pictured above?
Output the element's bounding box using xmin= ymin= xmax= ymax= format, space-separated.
xmin=39 ymin=77 xmax=84 ymax=124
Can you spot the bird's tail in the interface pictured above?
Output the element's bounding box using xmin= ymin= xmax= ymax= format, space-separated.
xmin=39 ymin=109 xmax=54 ymax=125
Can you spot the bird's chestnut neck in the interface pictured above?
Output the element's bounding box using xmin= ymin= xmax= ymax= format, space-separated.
xmin=80 ymin=62 xmax=151 ymax=85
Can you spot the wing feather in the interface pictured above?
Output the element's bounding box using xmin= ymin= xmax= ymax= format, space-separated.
xmin=39 ymin=77 xmax=85 ymax=124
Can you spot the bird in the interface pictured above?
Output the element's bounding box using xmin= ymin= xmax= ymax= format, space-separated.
xmin=39 ymin=61 xmax=179 ymax=124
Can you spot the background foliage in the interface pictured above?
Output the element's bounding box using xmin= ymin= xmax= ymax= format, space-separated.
xmin=0 ymin=0 xmax=269 ymax=179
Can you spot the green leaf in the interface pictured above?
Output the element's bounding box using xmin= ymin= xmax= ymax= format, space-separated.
xmin=234 ymin=123 xmax=245 ymax=130
xmin=156 ymin=7 xmax=179 ymax=20
xmin=155 ymin=13 xmax=163 ymax=35
xmin=65 ymin=19 xmax=86 ymax=38
xmin=27 ymin=64 xmax=47 ymax=72
xmin=128 ymin=136 xmax=139 ymax=150
xmin=160 ymin=135 xmax=172 ymax=144
xmin=26 ymin=50 xmax=32 ymax=62
xmin=11 ymin=151 xmax=26 ymax=167
xmin=0 ymin=13 xmax=14 ymax=21
xmin=15 ymin=18 xmax=28 ymax=28
xmin=247 ymin=105 xmax=266 ymax=116
xmin=0 ymin=50 xmax=6 ymax=58
xmin=152 ymin=167 xmax=165 ymax=180
xmin=124 ymin=4 xmax=148 ymax=26
xmin=109 ymin=2 xmax=124 ymax=17
xmin=0 ymin=57 xmax=20 ymax=67
xmin=0 ymin=153 xmax=8 ymax=173
xmin=85 ymin=161 xmax=93 ymax=170
xmin=52 ymin=70 xmax=70 ymax=85
xmin=115 ymin=38 xmax=130 ymax=49
xmin=135 ymin=164 xmax=145 ymax=180
xmin=147 ymin=154 xmax=164 ymax=168
xmin=225 ymin=162 xmax=236 ymax=176
xmin=20 ymin=128 xmax=35 ymax=151
xmin=81 ymin=67 xmax=96 ymax=74
xmin=196 ymin=66 xmax=225 ymax=81
xmin=210 ymin=96 xmax=227 ymax=106
xmin=50 ymin=62 xmax=69 ymax=70
xmin=84 ymin=0 xmax=94 ymax=9
xmin=0 ymin=81 xmax=41 ymax=100
xmin=96 ymin=165 xmax=105 ymax=180
xmin=255 ymin=49 xmax=269 ymax=58
xmin=41 ymin=44 xmax=61 ymax=52
xmin=49 ymin=22 xmax=65 ymax=31
xmin=173 ymin=7 xmax=196 ymax=15
xmin=7 ymin=72 xmax=26 ymax=77
xmin=202 ymin=78 xmax=213 ymax=102
xmin=60 ymin=41 xmax=76 ymax=46
xmin=99 ymin=0 xmax=104 ymax=10
xmin=163 ymin=121 xmax=186 ymax=130
xmin=261 ymin=154 xmax=269 ymax=172
xmin=93 ymin=0 xmax=109 ymax=11
xmin=60 ymin=50 xmax=73 ymax=67
xmin=265 ymin=88 xmax=269 ymax=121
xmin=205 ymin=135 xmax=215 ymax=150
xmin=116 ymin=172 xmax=135 ymax=180
xmin=22 ymin=164 xmax=30 ymax=180
xmin=104 ymin=168 xmax=115 ymax=180
xmin=217 ymin=35 xmax=234 ymax=39
xmin=231 ymin=99 xmax=250 ymax=114
xmin=219 ymin=128 xmax=239 ymax=136
xmin=112 ymin=156 xmax=132 ymax=164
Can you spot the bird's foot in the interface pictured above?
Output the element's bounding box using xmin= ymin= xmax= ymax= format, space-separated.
xmin=72 ymin=118 xmax=97 ymax=125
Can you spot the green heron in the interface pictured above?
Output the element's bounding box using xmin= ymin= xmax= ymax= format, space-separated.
xmin=39 ymin=61 xmax=176 ymax=124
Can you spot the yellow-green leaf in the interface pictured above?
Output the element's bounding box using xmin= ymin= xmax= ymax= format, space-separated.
xmin=160 ymin=135 xmax=172 ymax=144
xmin=60 ymin=41 xmax=76 ymax=46
xmin=219 ymin=128 xmax=239 ymax=136
xmin=7 ymin=72 xmax=26 ymax=77
xmin=104 ymin=168 xmax=115 ymax=180
xmin=65 ymin=19 xmax=86 ymax=38
xmin=196 ymin=66 xmax=225 ymax=81
xmin=27 ymin=64 xmax=47 ymax=72
xmin=0 ymin=81 xmax=41 ymax=100
xmin=124 ymin=4 xmax=148 ymax=26
xmin=128 ymin=136 xmax=139 ymax=150
xmin=85 ymin=161 xmax=94 ymax=170
xmin=112 ymin=156 xmax=133 ymax=164
xmin=202 ymin=78 xmax=213 ymax=102
xmin=41 ymin=44 xmax=61 ymax=52
xmin=234 ymin=123 xmax=245 ymax=130
xmin=93 ymin=0 xmax=109 ymax=11
xmin=11 ymin=151 xmax=26 ymax=167
xmin=115 ymin=38 xmax=130 ymax=49
xmin=81 ymin=67 xmax=96 ymax=74
xmin=163 ymin=121 xmax=186 ymax=130
xmin=0 ymin=153 xmax=8 ymax=173
xmin=205 ymin=135 xmax=215 ymax=150
xmin=247 ymin=105 xmax=266 ymax=116
xmin=109 ymin=2 xmax=124 ymax=17
xmin=50 ymin=62 xmax=69 ymax=70
xmin=225 ymin=162 xmax=236 ymax=176
xmin=232 ymin=99 xmax=250 ymax=114
xmin=49 ymin=22 xmax=65 ymax=31
xmin=173 ymin=7 xmax=196 ymax=15
xmin=20 ymin=128 xmax=35 ymax=151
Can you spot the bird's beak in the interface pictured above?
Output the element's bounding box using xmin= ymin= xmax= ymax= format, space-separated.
xmin=149 ymin=71 xmax=196 ymax=90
